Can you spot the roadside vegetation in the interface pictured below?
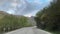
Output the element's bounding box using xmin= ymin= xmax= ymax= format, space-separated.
xmin=35 ymin=0 xmax=60 ymax=34
xmin=0 ymin=11 xmax=32 ymax=33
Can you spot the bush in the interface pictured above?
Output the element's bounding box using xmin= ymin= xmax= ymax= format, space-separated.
xmin=0 ymin=13 xmax=32 ymax=32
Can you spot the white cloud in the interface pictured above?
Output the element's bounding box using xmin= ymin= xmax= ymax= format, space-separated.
xmin=7 ymin=9 xmax=15 ymax=14
xmin=24 ymin=14 xmax=32 ymax=17
xmin=11 ymin=2 xmax=17 ymax=7
xmin=0 ymin=0 xmax=52 ymax=17
xmin=0 ymin=0 xmax=7 ymax=5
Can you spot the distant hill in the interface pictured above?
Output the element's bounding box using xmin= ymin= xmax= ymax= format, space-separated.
xmin=0 ymin=11 xmax=8 ymax=19
xmin=27 ymin=16 xmax=36 ymax=26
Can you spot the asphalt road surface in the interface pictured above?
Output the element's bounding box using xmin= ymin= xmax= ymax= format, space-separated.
xmin=5 ymin=26 xmax=51 ymax=34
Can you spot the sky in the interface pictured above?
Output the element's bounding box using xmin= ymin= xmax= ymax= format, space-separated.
xmin=0 ymin=0 xmax=52 ymax=17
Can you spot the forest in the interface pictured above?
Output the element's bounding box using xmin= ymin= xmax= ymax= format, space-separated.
xmin=35 ymin=0 xmax=60 ymax=34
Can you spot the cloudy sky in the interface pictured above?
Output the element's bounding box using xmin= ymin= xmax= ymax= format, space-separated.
xmin=0 ymin=0 xmax=52 ymax=17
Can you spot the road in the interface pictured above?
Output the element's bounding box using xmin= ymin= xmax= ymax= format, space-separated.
xmin=5 ymin=26 xmax=51 ymax=34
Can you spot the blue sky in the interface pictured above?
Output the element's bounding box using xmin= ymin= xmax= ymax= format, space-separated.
xmin=0 ymin=0 xmax=52 ymax=17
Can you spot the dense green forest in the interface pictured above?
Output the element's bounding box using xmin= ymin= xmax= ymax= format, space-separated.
xmin=35 ymin=0 xmax=60 ymax=34
xmin=0 ymin=11 xmax=32 ymax=33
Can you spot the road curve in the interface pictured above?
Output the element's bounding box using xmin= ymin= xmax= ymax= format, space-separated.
xmin=5 ymin=27 xmax=51 ymax=34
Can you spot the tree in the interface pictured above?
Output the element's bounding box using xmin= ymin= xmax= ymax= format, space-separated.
xmin=35 ymin=0 xmax=60 ymax=32
xmin=0 ymin=11 xmax=32 ymax=32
